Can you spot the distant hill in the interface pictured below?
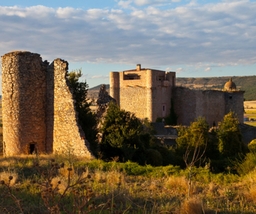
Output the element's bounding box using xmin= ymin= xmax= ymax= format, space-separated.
xmin=88 ymin=76 xmax=256 ymax=101
xmin=88 ymin=84 xmax=109 ymax=101
xmin=176 ymin=76 xmax=256 ymax=101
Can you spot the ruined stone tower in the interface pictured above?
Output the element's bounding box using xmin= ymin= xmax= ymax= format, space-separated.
xmin=1 ymin=51 xmax=93 ymax=158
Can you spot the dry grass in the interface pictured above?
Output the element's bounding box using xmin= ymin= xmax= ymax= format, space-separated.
xmin=179 ymin=197 xmax=204 ymax=214
xmin=164 ymin=175 xmax=187 ymax=196
xmin=0 ymin=155 xmax=255 ymax=213
xmin=0 ymin=171 xmax=18 ymax=186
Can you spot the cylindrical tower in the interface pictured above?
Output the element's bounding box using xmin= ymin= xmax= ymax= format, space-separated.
xmin=2 ymin=51 xmax=47 ymax=156
xmin=109 ymin=72 xmax=120 ymax=105
xmin=146 ymin=70 xmax=153 ymax=121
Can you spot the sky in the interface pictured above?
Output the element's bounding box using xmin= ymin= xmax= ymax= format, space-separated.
xmin=0 ymin=0 xmax=256 ymax=89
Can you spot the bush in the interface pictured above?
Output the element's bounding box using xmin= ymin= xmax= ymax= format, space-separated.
xmin=236 ymin=152 xmax=256 ymax=175
xmin=145 ymin=149 xmax=163 ymax=166
xmin=122 ymin=161 xmax=148 ymax=175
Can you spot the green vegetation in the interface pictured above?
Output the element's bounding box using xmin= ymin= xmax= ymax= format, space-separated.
xmin=99 ymin=102 xmax=159 ymax=165
xmin=217 ymin=112 xmax=246 ymax=159
xmin=172 ymin=113 xmax=247 ymax=172
xmin=67 ymin=70 xmax=98 ymax=154
xmin=1 ymin=155 xmax=256 ymax=213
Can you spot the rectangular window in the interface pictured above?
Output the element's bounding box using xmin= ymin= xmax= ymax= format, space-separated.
xmin=124 ymin=74 xmax=140 ymax=80
xmin=162 ymin=104 xmax=166 ymax=117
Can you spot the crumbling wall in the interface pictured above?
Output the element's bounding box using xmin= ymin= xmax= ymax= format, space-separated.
xmin=2 ymin=51 xmax=47 ymax=155
xmin=1 ymin=51 xmax=93 ymax=158
xmin=50 ymin=59 xmax=93 ymax=158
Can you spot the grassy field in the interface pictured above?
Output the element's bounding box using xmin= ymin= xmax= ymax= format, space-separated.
xmin=0 ymin=155 xmax=256 ymax=213
xmin=0 ymin=101 xmax=256 ymax=212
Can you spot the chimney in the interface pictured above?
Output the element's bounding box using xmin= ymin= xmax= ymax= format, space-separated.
xmin=136 ymin=64 xmax=141 ymax=71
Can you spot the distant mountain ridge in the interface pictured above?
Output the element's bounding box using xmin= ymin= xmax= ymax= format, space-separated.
xmin=88 ymin=76 xmax=256 ymax=101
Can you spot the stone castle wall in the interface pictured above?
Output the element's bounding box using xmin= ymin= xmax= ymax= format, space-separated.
xmin=1 ymin=51 xmax=93 ymax=158
xmin=110 ymin=67 xmax=175 ymax=122
xmin=110 ymin=66 xmax=243 ymax=126
xmin=120 ymin=86 xmax=148 ymax=119
xmin=173 ymin=87 xmax=244 ymax=126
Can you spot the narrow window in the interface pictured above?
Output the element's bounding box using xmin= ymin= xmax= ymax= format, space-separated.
xmin=162 ymin=104 xmax=166 ymax=117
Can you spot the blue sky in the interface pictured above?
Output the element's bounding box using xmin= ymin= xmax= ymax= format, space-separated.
xmin=1 ymin=0 xmax=256 ymax=88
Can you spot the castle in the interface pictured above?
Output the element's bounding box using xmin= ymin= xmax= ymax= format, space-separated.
xmin=110 ymin=64 xmax=244 ymax=126
xmin=1 ymin=52 xmax=245 ymax=156
xmin=1 ymin=51 xmax=93 ymax=157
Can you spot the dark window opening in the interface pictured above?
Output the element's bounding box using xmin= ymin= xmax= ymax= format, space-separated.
xmin=124 ymin=74 xmax=140 ymax=80
xmin=229 ymin=96 xmax=232 ymax=99
xmin=157 ymin=76 xmax=165 ymax=81
xmin=29 ymin=143 xmax=37 ymax=154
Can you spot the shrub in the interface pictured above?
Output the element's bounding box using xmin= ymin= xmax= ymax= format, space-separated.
xmin=145 ymin=149 xmax=163 ymax=166
xmin=236 ymin=152 xmax=256 ymax=175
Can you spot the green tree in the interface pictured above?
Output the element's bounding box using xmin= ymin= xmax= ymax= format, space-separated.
xmin=175 ymin=117 xmax=209 ymax=197
xmin=67 ymin=69 xmax=97 ymax=154
xmin=176 ymin=117 xmax=209 ymax=152
xmin=99 ymin=102 xmax=154 ymax=163
xmin=217 ymin=111 xmax=245 ymax=160
xmin=174 ymin=117 xmax=209 ymax=168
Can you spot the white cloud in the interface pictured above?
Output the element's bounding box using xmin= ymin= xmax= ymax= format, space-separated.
xmin=133 ymin=0 xmax=180 ymax=6
xmin=205 ymin=67 xmax=211 ymax=72
xmin=91 ymin=75 xmax=109 ymax=79
xmin=176 ymin=68 xmax=183 ymax=73
xmin=117 ymin=0 xmax=181 ymax=8
xmin=0 ymin=1 xmax=256 ymax=70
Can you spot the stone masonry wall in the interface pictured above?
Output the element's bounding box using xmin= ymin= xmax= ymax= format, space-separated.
xmin=2 ymin=51 xmax=47 ymax=155
xmin=1 ymin=51 xmax=93 ymax=158
xmin=50 ymin=59 xmax=93 ymax=158
xmin=173 ymin=87 xmax=244 ymax=126
xmin=110 ymin=68 xmax=175 ymax=122
xmin=120 ymin=86 xmax=148 ymax=119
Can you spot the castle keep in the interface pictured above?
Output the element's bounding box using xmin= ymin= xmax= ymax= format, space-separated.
xmin=2 ymin=51 xmax=93 ymax=157
xmin=110 ymin=65 xmax=244 ymax=125
xmin=110 ymin=64 xmax=176 ymax=122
